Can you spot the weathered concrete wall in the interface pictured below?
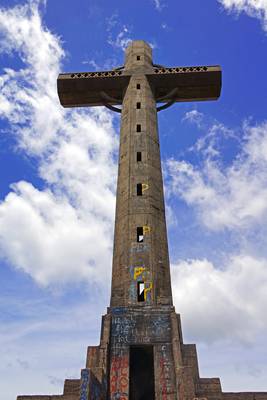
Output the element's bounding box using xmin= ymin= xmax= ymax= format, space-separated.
xmin=63 ymin=380 xmax=80 ymax=396
xmin=109 ymin=306 xmax=178 ymax=400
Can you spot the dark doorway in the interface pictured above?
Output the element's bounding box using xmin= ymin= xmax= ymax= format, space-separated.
xmin=129 ymin=346 xmax=155 ymax=400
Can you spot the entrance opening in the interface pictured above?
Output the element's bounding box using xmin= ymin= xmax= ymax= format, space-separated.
xmin=129 ymin=346 xmax=155 ymax=400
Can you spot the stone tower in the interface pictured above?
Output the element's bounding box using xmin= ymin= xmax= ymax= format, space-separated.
xmin=17 ymin=41 xmax=267 ymax=400
xmin=111 ymin=42 xmax=172 ymax=309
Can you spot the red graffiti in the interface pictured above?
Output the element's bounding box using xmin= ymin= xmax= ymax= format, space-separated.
xmin=160 ymin=358 xmax=168 ymax=400
xmin=159 ymin=346 xmax=173 ymax=400
xmin=110 ymin=355 xmax=129 ymax=399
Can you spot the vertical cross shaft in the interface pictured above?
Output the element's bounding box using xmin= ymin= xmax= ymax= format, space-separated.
xmin=111 ymin=41 xmax=172 ymax=308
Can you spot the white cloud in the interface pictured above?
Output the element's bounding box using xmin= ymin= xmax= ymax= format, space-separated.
xmin=167 ymin=120 xmax=267 ymax=231
xmin=105 ymin=12 xmax=157 ymax=53
xmin=168 ymin=115 xmax=267 ymax=350
xmin=0 ymin=181 xmax=113 ymax=286
xmin=106 ymin=13 xmax=132 ymax=52
xmin=218 ymin=0 xmax=267 ymax=31
xmin=0 ymin=1 xmax=118 ymax=286
xmin=183 ymin=109 xmax=204 ymax=126
xmin=171 ymin=255 xmax=267 ymax=343
xmin=153 ymin=0 xmax=165 ymax=11
xmin=167 ymin=111 xmax=267 ymax=353
xmin=183 ymin=109 xmax=238 ymax=158
xmin=107 ymin=25 xmax=132 ymax=51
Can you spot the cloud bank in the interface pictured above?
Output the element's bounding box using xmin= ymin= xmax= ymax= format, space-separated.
xmin=167 ymin=120 xmax=267 ymax=231
xmin=218 ymin=0 xmax=267 ymax=31
xmin=172 ymin=255 xmax=267 ymax=343
xmin=168 ymin=114 xmax=267 ymax=342
xmin=0 ymin=0 xmax=117 ymax=286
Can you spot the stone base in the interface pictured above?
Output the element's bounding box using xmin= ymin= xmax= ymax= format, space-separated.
xmin=17 ymin=308 xmax=267 ymax=400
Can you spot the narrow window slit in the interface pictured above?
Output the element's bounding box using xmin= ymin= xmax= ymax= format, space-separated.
xmin=137 ymin=55 xmax=141 ymax=60
xmin=136 ymin=84 xmax=141 ymax=89
xmin=137 ymin=183 xmax=142 ymax=196
xmin=136 ymin=124 xmax=141 ymax=132
xmin=136 ymin=102 xmax=141 ymax=109
xmin=137 ymin=281 xmax=145 ymax=302
xmin=137 ymin=227 xmax=144 ymax=243
xmin=137 ymin=152 xmax=142 ymax=162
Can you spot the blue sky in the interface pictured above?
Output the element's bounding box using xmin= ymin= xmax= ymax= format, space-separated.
xmin=0 ymin=0 xmax=267 ymax=398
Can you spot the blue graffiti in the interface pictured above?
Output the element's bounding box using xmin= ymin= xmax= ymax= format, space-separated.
xmin=80 ymin=369 xmax=89 ymax=400
xmin=112 ymin=307 xmax=126 ymax=315
xmin=80 ymin=368 xmax=105 ymax=400
xmin=130 ymin=243 xmax=150 ymax=253
xmin=111 ymin=392 xmax=127 ymax=400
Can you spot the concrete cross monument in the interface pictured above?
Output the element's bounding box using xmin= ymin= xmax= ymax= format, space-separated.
xmin=17 ymin=41 xmax=267 ymax=400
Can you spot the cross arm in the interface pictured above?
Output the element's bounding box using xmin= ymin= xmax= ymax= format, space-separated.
xmin=57 ymin=70 xmax=131 ymax=108
xmin=147 ymin=65 xmax=222 ymax=103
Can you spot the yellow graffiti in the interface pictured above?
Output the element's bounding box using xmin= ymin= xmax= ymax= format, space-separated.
xmin=143 ymin=225 xmax=151 ymax=234
xmin=144 ymin=282 xmax=153 ymax=300
xmin=134 ymin=267 xmax=146 ymax=280
xmin=142 ymin=183 xmax=149 ymax=192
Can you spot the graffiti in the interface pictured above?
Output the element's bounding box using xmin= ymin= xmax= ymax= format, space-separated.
xmin=80 ymin=368 xmax=104 ymax=400
xmin=111 ymin=314 xmax=171 ymax=344
xmin=112 ymin=307 xmax=126 ymax=315
xmin=159 ymin=345 xmax=173 ymax=399
xmin=143 ymin=225 xmax=151 ymax=234
xmin=152 ymin=315 xmax=171 ymax=335
xmin=112 ymin=315 xmax=136 ymax=344
xmin=111 ymin=393 xmax=127 ymax=400
xmin=129 ymin=266 xmax=152 ymax=303
xmin=112 ymin=314 xmax=140 ymax=344
xmin=130 ymin=242 xmax=150 ymax=253
xmin=134 ymin=267 xmax=146 ymax=280
xmin=144 ymin=281 xmax=153 ymax=300
xmin=130 ymin=266 xmax=151 ymax=281
xmin=110 ymin=355 xmax=129 ymax=400
xmin=80 ymin=369 xmax=89 ymax=400
xmin=142 ymin=183 xmax=149 ymax=192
